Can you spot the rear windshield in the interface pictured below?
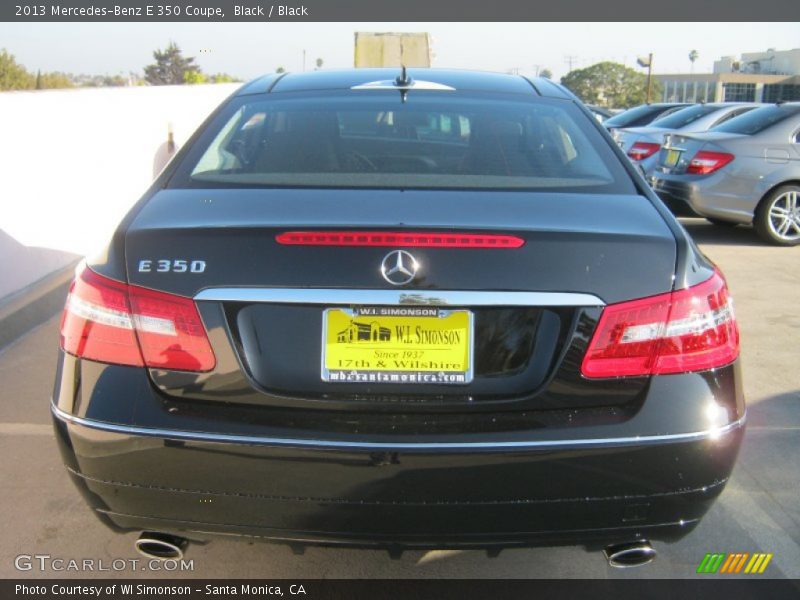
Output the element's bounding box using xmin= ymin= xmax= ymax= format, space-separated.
xmin=174 ymin=94 xmax=633 ymax=192
xmin=604 ymin=104 xmax=683 ymax=128
xmin=711 ymin=104 xmax=800 ymax=135
xmin=649 ymin=104 xmax=722 ymax=129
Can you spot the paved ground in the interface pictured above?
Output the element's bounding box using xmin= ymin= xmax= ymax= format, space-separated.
xmin=1 ymin=218 xmax=798 ymax=579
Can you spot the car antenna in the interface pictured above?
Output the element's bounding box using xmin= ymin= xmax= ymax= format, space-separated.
xmin=395 ymin=65 xmax=412 ymax=103
xmin=395 ymin=65 xmax=412 ymax=86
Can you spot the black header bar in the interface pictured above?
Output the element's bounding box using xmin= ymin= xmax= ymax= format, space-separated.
xmin=4 ymin=579 xmax=800 ymax=600
xmin=3 ymin=0 xmax=799 ymax=22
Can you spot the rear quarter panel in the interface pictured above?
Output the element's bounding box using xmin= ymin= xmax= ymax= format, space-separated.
xmin=714 ymin=138 xmax=800 ymax=213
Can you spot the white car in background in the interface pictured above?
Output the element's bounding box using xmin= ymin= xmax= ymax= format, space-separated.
xmin=616 ymin=103 xmax=759 ymax=175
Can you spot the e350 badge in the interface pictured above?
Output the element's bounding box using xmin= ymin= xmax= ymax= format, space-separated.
xmin=138 ymin=259 xmax=206 ymax=273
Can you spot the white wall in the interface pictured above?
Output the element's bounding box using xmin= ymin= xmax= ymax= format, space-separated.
xmin=0 ymin=83 xmax=239 ymax=298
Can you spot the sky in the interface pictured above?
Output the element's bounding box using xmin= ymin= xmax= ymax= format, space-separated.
xmin=1 ymin=22 xmax=798 ymax=81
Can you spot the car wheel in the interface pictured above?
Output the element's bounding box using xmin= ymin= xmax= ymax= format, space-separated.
xmin=754 ymin=186 xmax=800 ymax=246
xmin=706 ymin=218 xmax=739 ymax=228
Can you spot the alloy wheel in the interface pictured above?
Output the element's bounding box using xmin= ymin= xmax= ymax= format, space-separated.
xmin=767 ymin=191 xmax=800 ymax=242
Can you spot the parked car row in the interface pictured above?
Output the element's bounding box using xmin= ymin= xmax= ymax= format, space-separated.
xmin=615 ymin=103 xmax=759 ymax=174
xmin=606 ymin=101 xmax=800 ymax=245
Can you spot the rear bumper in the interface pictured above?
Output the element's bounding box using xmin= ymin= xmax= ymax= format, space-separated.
xmin=650 ymin=173 xmax=754 ymax=223
xmin=650 ymin=177 xmax=703 ymax=217
xmin=52 ymin=345 xmax=746 ymax=549
xmin=52 ymin=402 xmax=745 ymax=549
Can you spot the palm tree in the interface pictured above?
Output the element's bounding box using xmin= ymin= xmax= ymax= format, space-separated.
xmin=689 ymin=50 xmax=699 ymax=73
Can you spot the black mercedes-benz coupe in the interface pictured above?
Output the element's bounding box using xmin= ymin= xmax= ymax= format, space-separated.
xmin=52 ymin=69 xmax=744 ymax=566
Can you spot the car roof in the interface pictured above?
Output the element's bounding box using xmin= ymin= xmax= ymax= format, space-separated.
xmin=633 ymin=103 xmax=690 ymax=107
xmin=236 ymin=68 xmax=573 ymax=99
xmin=700 ymin=102 xmax=758 ymax=108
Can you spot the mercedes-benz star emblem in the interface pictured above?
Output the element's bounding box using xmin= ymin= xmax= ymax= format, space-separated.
xmin=380 ymin=250 xmax=419 ymax=286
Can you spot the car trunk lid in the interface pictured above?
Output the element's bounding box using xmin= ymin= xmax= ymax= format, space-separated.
xmin=125 ymin=188 xmax=675 ymax=411
xmin=656 ymin=132 xmax=746 ymax=174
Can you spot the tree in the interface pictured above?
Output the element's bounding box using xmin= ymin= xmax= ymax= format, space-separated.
xmin=539 ymin=68 xmax=553 ymax=79
xmin=183 ymin=70 xmax=207 ymax=84
xmin=101 ymin=74 xmax=128 ymax=87
xmin=560 ymin=61 xmax=662 ymax=108
xmin=38 ymin=72 xmax=74 ymax=89
xmin=144 ymin=42 xmax=202 ymax=85
xmin=276 ymin=66 xmax=286 ymax=73
xmin=208 ymin=73 xmax=239 ymax=83
xmin=0 ymin=49 xmax=33 ymax=90
xmin=315 ymin=57 xmax=324 ymax=70
xmin=689 ymin=49 xmax=699 ymax=73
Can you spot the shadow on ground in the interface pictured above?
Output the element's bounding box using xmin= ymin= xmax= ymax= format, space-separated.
xmin=678 ymin=218 xmax=767 ymax=248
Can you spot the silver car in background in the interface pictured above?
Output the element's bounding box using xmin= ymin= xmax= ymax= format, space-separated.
xmin=617 ymin=103 xmax=758 ymax=175
xmin=603 ymin=102 xmax=689 ymax=133
xmin=586 ymin=104 xmax=616 ymax=123
xmin=650 ymin=102 xmax=800 ymax=246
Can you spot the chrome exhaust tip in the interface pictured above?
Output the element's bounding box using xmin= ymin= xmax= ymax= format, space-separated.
xmin=603 ymin=541 xmax=656 ymax=568
xmin=135 ymin=532 xmax=188 ymax=561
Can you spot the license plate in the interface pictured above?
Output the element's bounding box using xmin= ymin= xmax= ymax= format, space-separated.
xmin=322 ymin=307 xmax=473 ymax=385
xmin=664 ymin=148 xmax=681 ymax=168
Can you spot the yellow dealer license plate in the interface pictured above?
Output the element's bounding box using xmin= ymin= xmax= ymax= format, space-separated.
xmin=322 ymin=307 xmax=473 ymax=385
xmin=664 ymin=148 xmax=681 ymax=168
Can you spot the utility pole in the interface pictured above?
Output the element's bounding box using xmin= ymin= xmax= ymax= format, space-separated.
xmin=564 ymin=55 xmax=578 ymax=72
xmin=532 ymin=64 xmax=542 ymax=77
xmin=302 ymin=49 xmax=306 ymax=72
xmin=637 ymin=53 xmax=654 ymax=103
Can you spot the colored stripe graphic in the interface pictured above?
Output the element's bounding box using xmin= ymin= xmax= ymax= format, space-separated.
xmin=697 ymin=552 xmax=772 ymax=574
xmin=720 ymin=553 xmax=750 ymax=573
xmin=697 ymin=553 xmax=726 ymax=573
xmin=720 ymin=553 xmax=737 ymax=573
xmin=758 ymin=554 xmax=773 ymax=573
xmin=744 ymin=553 xmax=773 ymax=574
xmin=734 ymin=553 xmax=749 ymax=573
xmin=696 ymin=554 xmax=712 ymax=573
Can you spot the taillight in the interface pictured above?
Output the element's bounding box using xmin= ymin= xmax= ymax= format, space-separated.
xmin=686 ymin=150 xmax=734 ymax=175
xmin=60 ymin=266 xmax=143 ymax=368
xmin=581 ymin=270 xmax=739 ymax=378
xmin=60 ymin=264 xmax=215 ymax=371
xmin=276 ymin=231 xmax=525 ymax=248
xmin=627 ymin=142 xmax=661 ymax=161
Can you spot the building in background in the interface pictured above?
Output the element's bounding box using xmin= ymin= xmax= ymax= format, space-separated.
xmin=354 ymin=32 xmax=432 ymax=68
xmin=656 ymin=48 xmax=800 ymax=103
xmin=713 ymin=48 xmax=800 ymax=76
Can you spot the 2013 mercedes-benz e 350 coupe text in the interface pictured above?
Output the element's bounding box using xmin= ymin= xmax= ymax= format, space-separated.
xmin=52 ymin=69 xmax=745 ymax=566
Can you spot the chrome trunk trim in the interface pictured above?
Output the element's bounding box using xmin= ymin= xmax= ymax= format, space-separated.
xmin=193 ymin=288 xmax=606 ymax=307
